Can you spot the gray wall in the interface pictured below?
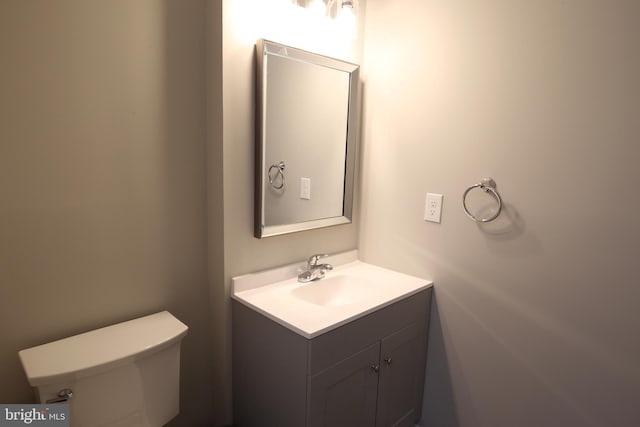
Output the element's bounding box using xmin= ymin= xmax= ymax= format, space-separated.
xmin=360 ymin=1 xmax=640 ymax=426
xmin=0 ymin=1 xmax=216 ymax=425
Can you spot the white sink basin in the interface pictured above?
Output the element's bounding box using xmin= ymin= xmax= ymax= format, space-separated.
xmin=291 ymin=275 xmax=371 ymax=307
xmin=232 ymin=250 xmax=433 ymax=338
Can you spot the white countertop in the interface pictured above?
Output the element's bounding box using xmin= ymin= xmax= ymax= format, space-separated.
xmin=232 ymin=251 xmax=433 ymax=338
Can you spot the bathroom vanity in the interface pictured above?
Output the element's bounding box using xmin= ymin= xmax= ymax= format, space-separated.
xmin=231 ymin=252 xmax=433 ymax=427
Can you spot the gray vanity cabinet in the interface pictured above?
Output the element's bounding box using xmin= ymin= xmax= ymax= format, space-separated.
xmin=232 ymin=288 xmax=431 ymax=427
xmin=376 ymin=322 xmax=428 ymax=427
xmin=307 ymin=342 xmax=380 ymax=427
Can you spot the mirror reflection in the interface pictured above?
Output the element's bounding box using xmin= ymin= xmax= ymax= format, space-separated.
xmin=255 ymin=39 xmax=360 ymax=238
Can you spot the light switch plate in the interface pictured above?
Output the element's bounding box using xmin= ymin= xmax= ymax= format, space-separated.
xmin=300 ymin=177 xmax=311 ymax=200
xmin=424 ymin=193 xmax=443 ymax=223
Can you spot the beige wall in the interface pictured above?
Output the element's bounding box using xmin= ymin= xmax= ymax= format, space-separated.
xmin=0 ymin=1 xmax=215 ymax=425
xmin=361 ymin=1 xmax=640 ymax=426
xmin=205 ymin=1 xmax=228 ymax=425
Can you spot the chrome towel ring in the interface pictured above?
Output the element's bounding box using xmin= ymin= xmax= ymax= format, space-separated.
xmin=463 ymin=177 xmax=502 ymax=222
xmin=268 ymin=161 xmax=286 ymax=190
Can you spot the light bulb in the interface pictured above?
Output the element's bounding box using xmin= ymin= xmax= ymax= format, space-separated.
xmin=338 ymin=0 xmax=356 ymax=37
xmin=341 ymin=0 xmax=354 ymax=9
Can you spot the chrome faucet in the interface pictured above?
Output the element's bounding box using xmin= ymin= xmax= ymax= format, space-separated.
xmin=297 ymin=254 xmax=333 ymax=283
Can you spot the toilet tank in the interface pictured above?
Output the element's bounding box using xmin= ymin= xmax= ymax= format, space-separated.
xmin=19 ymin=311 xmax=188 ymax=427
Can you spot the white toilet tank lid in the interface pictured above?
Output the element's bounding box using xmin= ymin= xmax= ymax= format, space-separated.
xmin=19 ymin=311 xmax=188 ymax=387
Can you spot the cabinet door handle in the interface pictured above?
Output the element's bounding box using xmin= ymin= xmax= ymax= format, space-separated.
xmin=370 ymin=364 xmax=380 ymax=373
xmin=384 ymin=357 xmax=392 ymax=365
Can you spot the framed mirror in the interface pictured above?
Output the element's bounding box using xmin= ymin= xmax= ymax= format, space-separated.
xmin=255 ymin=39 xmax=360 ymax=238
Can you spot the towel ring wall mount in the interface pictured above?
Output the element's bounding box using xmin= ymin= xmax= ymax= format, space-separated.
xmin=462 ymin=177 xmax=502 ymax=223
xmin=268 ymin=161 xmax=286 ymax=190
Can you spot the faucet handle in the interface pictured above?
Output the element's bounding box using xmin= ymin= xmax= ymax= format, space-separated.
xmin=307 ymin=253 xmax=329 ymax=267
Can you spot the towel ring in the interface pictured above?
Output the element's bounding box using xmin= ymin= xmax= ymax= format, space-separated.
xmin=268 ymin=161 xmax=285 ymax=190
xmin=463 ymin=177 xmax=502 ymax=223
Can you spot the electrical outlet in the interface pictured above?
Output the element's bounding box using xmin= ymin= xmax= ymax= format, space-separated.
xmin=424 ymin=193 xmax=443 ymax=223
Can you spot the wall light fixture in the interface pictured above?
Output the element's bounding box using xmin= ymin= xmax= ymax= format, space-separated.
xmin=292 ymin=0 xmax=359 ymax=21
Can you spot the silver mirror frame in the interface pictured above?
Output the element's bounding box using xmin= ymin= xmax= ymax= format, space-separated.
xmin=254 ymin=39 xmax=360 ymax=238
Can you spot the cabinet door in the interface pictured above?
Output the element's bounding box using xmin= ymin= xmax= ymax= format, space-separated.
xmin=307 ymin=342 xmax=381 ymax=427
xmin=376 ymin=322 xmax=428 ymax=427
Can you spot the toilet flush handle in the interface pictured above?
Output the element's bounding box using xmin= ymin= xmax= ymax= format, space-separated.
xmin=46 ymin=388 xmax=73 ymax=404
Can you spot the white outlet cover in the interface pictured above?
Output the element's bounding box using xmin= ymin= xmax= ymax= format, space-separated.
xmin=424 ymin=193 xmax=443 ymax=223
